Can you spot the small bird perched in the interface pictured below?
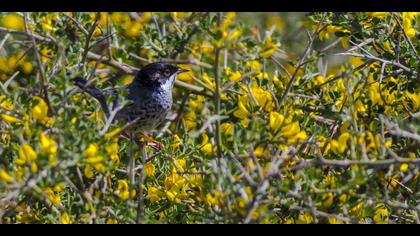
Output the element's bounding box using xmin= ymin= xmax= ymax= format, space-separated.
xmin=73 ymin=62 xmax=188 ymax=147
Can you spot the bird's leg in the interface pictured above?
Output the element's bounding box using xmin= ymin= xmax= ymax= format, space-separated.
xmin=138 ymin=133 xmax=163 ymax=150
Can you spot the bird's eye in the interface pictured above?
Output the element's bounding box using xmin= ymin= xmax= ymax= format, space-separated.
xmin=163 ymin=69 xmax=171 ymax=77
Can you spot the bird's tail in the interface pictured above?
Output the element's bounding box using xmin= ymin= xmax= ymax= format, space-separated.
xmin=72 ymin=77 xmax=110 ymax=118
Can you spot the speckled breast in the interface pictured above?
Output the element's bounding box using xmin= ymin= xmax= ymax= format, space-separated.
xmin=119 ymin=87 xmax=173 ymax=132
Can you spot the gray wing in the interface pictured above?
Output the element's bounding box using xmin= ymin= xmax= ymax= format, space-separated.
xmin=72 ymin=77 xmax=125 ymax=119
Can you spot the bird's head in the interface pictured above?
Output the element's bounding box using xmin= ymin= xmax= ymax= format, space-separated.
xmin=134 ymin=62 xmax=188 ymax=89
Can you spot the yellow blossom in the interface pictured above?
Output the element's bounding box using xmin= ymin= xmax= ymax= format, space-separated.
xmin=171 ymin=134 xmax=181 ymax=149
xmin=148 ymin=186 xmax=160 ymax=203
xmin=253 ymin=145 xmax=269 ymax=157
xmin=124 ymin=21 xmax=142 ymax=38
xmin=200 ymin=133 xmax=213 ymax=155
xmin=233 ymin=95 xmax=251 ymax=120
xmin=18 ymin=144 xmax=37 ymax=164
xmin=1 ymin=14 xmax=24 ymax=31
xmin=39 ymin=133 xmax=57 ymax=156
xmin=269 ymin=111 xmax=285 ymax=131
xmin=84 ymin=143 xmax=99 ymax=157
xmin=250 ymin=84 xmax=275 ymax=112
xmin=229 ymin=70 xmax=242 ymax=82
xmin=31 ymin=96 xmax=49 ymax=121
xmin=104 ymin=128 xmax=121 ymax=139
xmin=322 ymin=192 xmax=334 ymax=208
xmin=84 ymin=165 xmax=94 ymax=179
xmin=106 ymin=218 xmax=118 ymax=224
xmin=368 ymin=12 xmax=389 ymax=18
xmin=60 ymin=212 xmax=71 ymax=224
xmin=400 ymin=164 xmax=409 ymax=172
xmin=0 ymin=170 xmax=13 ymax=183
xmin=144 ymin=162 xmax=156 ymax=177
xmin=116 ymin=180 xmax=131 ymax=200
xmin=374 ymin=204 xmax=389 ymax=224
xmin=281 ymin=121 xmax=307 ymax=144
xmin=220 ymin=122 xmax=234 ymax=136
xmin=45 ymin=187 xmax=61 ymax=207
xmin=331 ymin=132 xmax=351 ymax=153
xmin=105 ymin=141 xmax=119 ymax=155
xmin=1 ymin=114 xmax=19 ymax=124
xmin=176 ymin=65 xmax=193 ymax=84
xmin=296 ymin=211 xmax=313 ymax=224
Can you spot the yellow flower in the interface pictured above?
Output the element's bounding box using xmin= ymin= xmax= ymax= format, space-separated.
xmin=269 ymin=111 xmax=285 ymax=131
xmin=322 ymin=192 xmax=334 ymax=208
xmin=84 ymin=165 xmax=94 ymax=179
xmin=104 ymin=128 xmax=121 ymax=139
xmin=20 ymin=61 xmax=33 ymax=74
xmin=253 ymin=145 xmax=269 ymax=157
xmin=228 ymin=29 xmax=241 ymax=41
xmin=259 ymin=47 xmax=276 ymax=58
xmin=116 ymin=179 xmax=130 ymax=200
xmin=402 ymin=12 xmax=418 ymax=38
xmin=164 ymin=171 xmax=186 ymax=190
xmin=171 ymin=12 xmax=187 ymax=20
xmin=0 ymin=96 xmax=13 ymax=110
xmin=184 ymin=110 xmax=197 ymax=131
xmin=247 ymin=60 xmax=261 ymax=74
xmin=53 ymin=183 xmax=65 ymax=193
xmin=220 ymin=122 xmax=234 ymax=136
xmin=341 ymin=36 xmax=349 ymax=49
xmin=84 ymin=143 xmax=99 ymax=157
xmin=0 ymin=114 xmax=19 ymax=124
xmin=400 ymin=164 xmax=409 ymax=172
xmin=18 ymin=144 xmax=37 ymax=164
xmin=206 ymin=193 xmax=217 ymax=206
xmin=166 ymin=190 xmax=179 ymax=203
xmin=374 ymin=204 xmax=389 ymax=224
xmin=171 ymin=134 xmax=181 ymax=149
xmin=106 ymin=218 xmax=118 ymax=224
xmin=369 ymin=82 xmax=383 ymax=106
xmin=406 ymin=92 xmax=420 ymax=110
xmin=60 ymin=212 xmax=72 ymax=224
xmin=369 ymin=12 xmax=389 ymax=18
xmin=229 ymin=71 xmax=242 ymax=82
xmin=296 ymin=211 xmax=313 ymax=224
xmin=201 ymin=41 xmax=214 ymax=54
xmin=0 ymin=169 xmax=13 ymax=183
xmin=354 ymin=100 xmax=366 ymax=113
xmin=39 ymin=133 xmax=57 ymax=156
xmin=124 ymin=21 xmax=142 ymax=38
xmin=259 ymin=34 xmax=278 ymax=58
xmin=1 ymin=13 xmax=24 ymax=31
xmin=406 ymin=28 xmax=416 ymax=38
xmin=144 ymin=162 xmax=156 ymax=177
xmin=148 ymin=186 xmax=160 ymax=203
xmin=45 ymin=187 xmax=61 ymax=207
xmin=31 ymin=96 xmax=49 ymax=121
xmin=280 ymin=121 xmax=307 ymax=144
xmin=200 ymin=133 xmax=212 ymax=155
xmin=86 ymin=155 xmax=103 ymax=165
xmin=339 ymin=194 xmax=348 ymax=204
xmin=233 ymin=95 xmax=251 ymax=120
xmin=202 ymin=73 xmax=215 ymax=90
xmin=331 ymin=132 xmax=350 ymax=153
xmin=176 ymin=65 xmax=193 ymax=84
xmin=250 ymin=84 xmax=275 ymax=112
xmin=105 ymin=141 xmax=119 ymax=155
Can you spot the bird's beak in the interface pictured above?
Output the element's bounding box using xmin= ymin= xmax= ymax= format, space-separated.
xmin=177 ymin=68 xmax=189 ymax=74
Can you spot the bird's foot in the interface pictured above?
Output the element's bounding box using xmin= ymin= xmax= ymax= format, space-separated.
xmin=139 ymin=133 xmax=163 ymax=151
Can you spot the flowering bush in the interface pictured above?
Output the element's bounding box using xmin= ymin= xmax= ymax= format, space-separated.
xmin=0 ymin=12 xmax=419 ymax=224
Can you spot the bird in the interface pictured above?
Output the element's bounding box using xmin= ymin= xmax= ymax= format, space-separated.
xmin=72 ymin=61 xmax=189 ymax=148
